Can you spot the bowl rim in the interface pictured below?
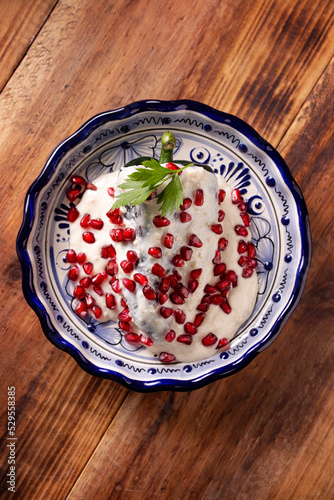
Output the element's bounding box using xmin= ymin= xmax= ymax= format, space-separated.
xmin=16 ymin=99 xmax=312 ymax=391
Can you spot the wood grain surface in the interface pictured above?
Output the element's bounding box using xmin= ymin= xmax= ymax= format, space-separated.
xmin=0 ymin=0 xmax=333 ymax=498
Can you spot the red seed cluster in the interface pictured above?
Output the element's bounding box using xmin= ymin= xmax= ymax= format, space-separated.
xmin=66 ymin=174 xmax=256 ymax=360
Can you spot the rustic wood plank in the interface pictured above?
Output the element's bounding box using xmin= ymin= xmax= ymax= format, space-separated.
xmin=0 ymin=0 xmax=58 ymax=91
xmin=0 ymin=0 xmax=333 ymax=497
xmin=66 ymin=55 xmax=334 ymax=500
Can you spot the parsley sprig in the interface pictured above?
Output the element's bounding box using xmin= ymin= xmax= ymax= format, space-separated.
xmin=112 ymin=158 xmax=193 ymax=216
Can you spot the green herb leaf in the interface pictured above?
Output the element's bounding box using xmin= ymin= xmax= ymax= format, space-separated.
xmin=111 ymin=160 xmax=193 ymax=215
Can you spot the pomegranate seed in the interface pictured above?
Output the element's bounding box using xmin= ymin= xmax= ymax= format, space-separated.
xmin=92 ymin=272 xmax=107 ymax=286
xmin=160 ymin=307 xmax=173 ymax=318
xmin=180 ymin=198 xmax=192 ymax=210
xmin=180 ymin=212 xmax=192 ymax=223
xmin=108 ymin=187 xmax=115 ymax=197
xmin=218 ymin=238 xmax=228 ymax=251
xmin=67 ymin=206 xmax=80 ymax=223
xmin=216 ymin=279 xmax=230 ymax=293
xmin=211 ymin=294 xmax=225 ymax=305
xmin=80 ymin=213 xmax=91 ymax=228
xmin=204 ymin=284 xmax=216 ymax=294
xmin=197 ymin=302 xmax=209 ymax=312
xmin=168 ymin=275 xmax=179 ymax=288
xmin=220 ymin=300 xmax=232 ymax=314
xmin=121 ymin=298 xmax=127 ymax=308
xmin=101 ymin=244 xmax=116 ymax=259
xmin=66 ymin=187 xmax=81 ymax=202
xmin=90 ymin=218 xmax=104 ymax=230
xmin=184 ymin=322 xmax=197 ymax=335
xmin=70 ymin=175 xmax=86 ymax=185
xmin=172 ymin=255 xmax=185 ymax=267
xmin=159 ymin=277 xmax=170 ymax=292
xmin=211 ymin=224 xmax=223 ymax=234
xmin=106 ymin=259 xmax=118 ymax=276
xmin=188 ymin=280 xmax=198 ymax=293
xmin=75 ymin=301 xmax=87 ymax=318
xmin=180 ymin=246 xmax=193 ymax=261
xmin=123 ymin=278 xmax=136 ymax=293
xmin=92 ymin=305 xmax=102 ymax=319
xmin=174 ymin=309 xmax=186 ymax=324
xmin=142 ymin=285 xmax=156 ymax=300
xmin=106 ymin=208 xmax=120 ymax=218
xmin=231 ymin=189 xmax=243 ymax=204
xmin=84 ymin=293 xmax=95 ymax=308
xmin=83 ymin=262 xmax=93 ymax=275
xmin=119 ymin=320 xmax=131 ymax=332
xmin=106 ymin=208 xmax=121 ymax=224
xmin=111 ymin=279 xmax=121 ymax=293
xmin=190 ymin=268 xmax=202 ymax=279
xmin=133 ymin=273 xmax=148 ymax=286
xmin=202 ymin=294 xmax=212 ymax=304
xmin=77 ymin=252 xmax=87 ymax=264
xmin=93 ymin=285 xmax=104 ymax=296
xmin=152 ymin=263 xmax=166 ymax=277
xmin=159 ymin=352 xmax=176 ymax=363
xmin=106 ymin=293 xmax=116 ymax=309
xmin=166 ymin=162 xmax=180 ymax=171
xmin=194 ymin=312 xmax=206 ymax=327
xmin=86 ymin=183 xmax=97 ymax=191
xmin=118 ymin=308 xmax=132 ymax=322
xmin=123 ymin=228 xmax=136 ymax=241
xmin=202 ymin=333 xmax=218 ymax=346
xmin=80 ymin=277 xmax=91 ymax=288
xmin=194 ymin=189 xmax=204 ymax=206
xmin=227 ymin=270 xmax=237 ymax=283
xmin=83 ymin=231 xmax=95 ymax=244
xmin=218 ymin=210 xmax=225 ymax=222
xmin=242 ymin=268 xmax=254 ymax=278
xmin=177 ymin=334 xmax=192 ymax=345
xmin=176 ymin=284 xmax=189 ymax=299
xmin=216 ymin=338 xmax=229 ymax=350
xmin=240 ymin=212 xmax=251 ymax=227
xmin=238 ymin=255 xmax=248 ymax=267
xmin=127 ymin=250 xmax=138 ymax=263
xmin=189 ymin=234 xmax=203 ymax=248
xmin=214 ymin=263 xmax=227 ymax=276
xmin=120 ymin=260 xmax=134 ymax=273
xmin=238 ymin=201 xmax=247 ymax=212
xmin=163 ymin=233 xmax=174 ymax=249
xmin=140 ymin=334 xmax=153 ymax=347
xmin=158 ymin=292 xmax=168 ymax=304
xmin=110 ymin=228 xmax=124 ymax=242
xmin=247 ymin=258 xmax=258 ymax=269
xmin=125 ymin=333 xmax=141 ymax=343
xmin=247 ymin=243 xmax=257 ymax=258
xmin=173 ymin=270 xmax=182 ymax=281
xmin=238 ymin=240 xmax=247 ymax=254
xmin=218 ymin=189 xmax=226 ymax=203
xmin=212 ymin=250 xmax=221 ymax=264
xmin=68 ymin=266 xmax=79 ymax=281
xmin=235 ymin=225 xmax=248 ymax=237
xmin=165 ymin=330 xmax=176 ymax=342
xmin=73 ymin=285 xmax=85 ymax=299
xmin=66 ymin=249 xmax=77 ymax=263
xmin=152 ymin=215 xmax=170 ymax=227
xmin=148 ymin=247 xmax=162 ymax=258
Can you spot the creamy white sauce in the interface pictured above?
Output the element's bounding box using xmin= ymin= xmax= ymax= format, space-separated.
xmin=69 ymin=164 xmax=258 ymax=362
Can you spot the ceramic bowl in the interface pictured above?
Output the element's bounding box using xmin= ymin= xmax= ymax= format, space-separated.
xmin=17 ymin=99 xmax=311 ymax=391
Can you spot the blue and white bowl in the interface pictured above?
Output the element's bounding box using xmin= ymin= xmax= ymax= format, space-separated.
xmin=17 ymin=100 xmax=311 ymax=391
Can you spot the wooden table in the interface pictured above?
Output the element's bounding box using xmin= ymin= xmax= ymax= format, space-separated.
xmin=1 ymin=0 xmax=333 ymax=498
